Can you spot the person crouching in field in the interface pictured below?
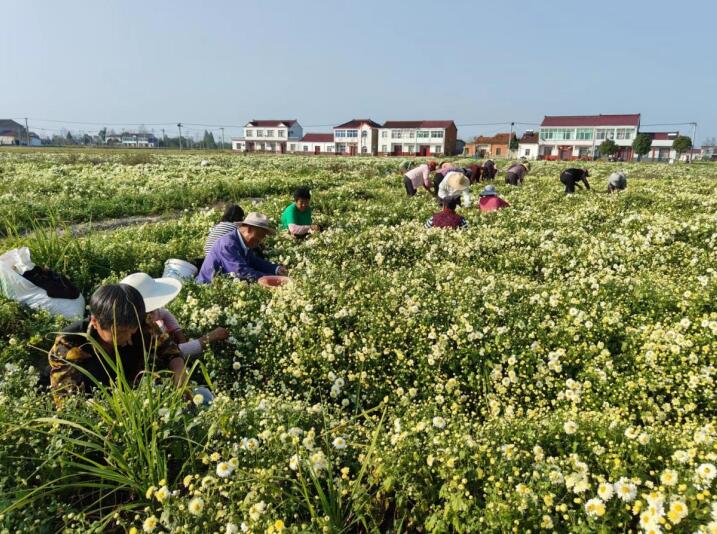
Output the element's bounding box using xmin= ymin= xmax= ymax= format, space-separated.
xmin=425 ymin=195 xmax=468 ymax=229
xmin=433 ymin=161 xmax=462 ymax=194
xmin=466 ymin=163 xmax=482 ymax=184
xmin=403 ymin=161 xmax=437 ymax=197
xmin=505 ymin=162 xmax=529 ymax=186
xmin=607 ymin=171 xmax=627 ymax=193
xmin=197 ymin=212 xmax=288 ymax=284
xmin=438 ymin=172 xmax=472 ymax=208
xmin=120 ymin=272 xmax=229 ymax=359
xmin=482 ymin=159 xmax=497 ymax=180
xmin=280 ymin=186 xmax=321 ymax=238
xmin=204 ymin=203 xmax=245 ymax=256
xmin=48 ymin=284 xmax=188 ymax=405
xmin=560 ymin=168 xmax=590 ymax=194
xmin=477 ymin=184 xmax=510 ymax=212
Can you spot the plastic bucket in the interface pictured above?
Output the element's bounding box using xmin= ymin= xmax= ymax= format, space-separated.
xmin=163 ymin=259 xmax=198 ymax=281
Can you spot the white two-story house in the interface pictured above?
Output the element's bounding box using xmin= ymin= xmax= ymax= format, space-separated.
xmin=378 ymin=120 xmax=457 ymax=157
xmin=538 ymin=114 xmax=641 ymax=160
xmin=642 ymin=132 xmax=679 ymax=162
xmin=232 ymin=120 xmax=302 ymax=153
xmin=332 ymin=119 xmax=381 ymax=155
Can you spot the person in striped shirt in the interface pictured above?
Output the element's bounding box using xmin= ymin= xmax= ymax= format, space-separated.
xmin=204 ymin=204 xmax=245 ymax=256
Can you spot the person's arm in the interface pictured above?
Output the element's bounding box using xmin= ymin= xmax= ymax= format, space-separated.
xmin=218 ymin=242 xmax=272 ymax=281
xmin=422 ymin=166 xmax=432 ymax=190
xmin=583 ymin=177 xmax=591 ymax=190
xmin=287 ymin=223 xmax=312 ymax=236
xmin=179 ymin=327 xmax=230 ymax=357
xmin=247 ymin=250 xmax=283 ymax=277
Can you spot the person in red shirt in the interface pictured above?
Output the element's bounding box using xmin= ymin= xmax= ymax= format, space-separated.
xmin=425 ymin=196 xmax=468 ymax=229
xmin=477 ymin=184 xmax=510 ymax=212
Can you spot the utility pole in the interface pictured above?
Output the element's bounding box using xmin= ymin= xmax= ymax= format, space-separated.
xmin=220 ymin=127 xmax=225 ymax=150
xmin=508 ymin=122 xmax=514 ymax=158
xmin=177 ymin=123 xmax=183 ymax=151
xmin=690 ymin=122 xmax=697 ymax=162
xmin=161 ymin=128 xmax=166 ymax=147
xmin=24 ymin=117 xmax=30 ymax=147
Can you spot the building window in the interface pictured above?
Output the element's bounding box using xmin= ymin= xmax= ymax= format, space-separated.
xmin=431 ymin=130 xmax=444 ymax=138
xmin=407 ymin=144 xmax=415 ymax=153
xmin=434 ymin=145 xmax=442 ymax=153
xmin=361 ymin=146 xmax=367 ymax=153
xmin=596 ymin=129 xmax=615 ymax=140
xmin=289 ymin=144 xmax=296 ymax=151
xmin=616 ymin=128 xmax=633 ymax=140
xmin=417 ymin=131 xmax=429 ymax=138
xmin=381 ymin=130 xmax=388 ymax=138
xmin=246 ymin=129 xmax=253 ymax=137
xmin=266 ymin=130 xmax=274 ymax=137
xmin=303 ymin=145 xmax=308 ymax=152
xmin=346 ymin=130 xmax=358 ymax=138
xmin=524 ymin=148 xmax=530 ymax=156
xmin=361 ymin=130 xmax=367 ymax=137
xmin=278 ymin=130 xmax=285 ymax=137
xmin=256 ymin=130 xmax=263 ymax=137
xmin=496 ymin=148 xmax=502 ymax=155
xmin=576 ymin=128 xmax=593 ymax=140
xmin=392 ymin=130 xmax=402 ymax=139
xmin=408 ymin=130 xmax=415 ymax=138
xmin=381 ymin=144 xmax=387 ymax=152
xmin=540 ymin=129 xmax=553 ymax=140
xmin=335 ymin=130 xmax=345 ymax=138
xmin=327 ymin=146 xmax=333 ymax=152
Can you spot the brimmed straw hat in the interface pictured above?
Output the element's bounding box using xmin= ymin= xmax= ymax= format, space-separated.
xmin=445 ymin=171 xmax=470 ymax=192
xmin=241 ymin=212 xmax=276 ymax=235
xmin=120 ymin=272 xmax=182 ymax=313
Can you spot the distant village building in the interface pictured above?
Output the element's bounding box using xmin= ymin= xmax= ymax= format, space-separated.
xmin=377 ymin=120 xmax=457 ymax=156
xmin=0 ymin=119 xmax=41 ymax=146
xmin=641 ymin=132 xmax=679 ymax=162
xmin=466 ymin=132 xmax=514 ymax=158
xmin=288 ymin=133 xmax=335 ymax=154
xmin=333 ymin=119 xmax=381 ymax=155
xmin=518 ymin=131 xmax=539 ymax=160
xmin=700 ymin=145 xmax=716 ymax=161
xmin=538 ymin=114 xmax=641 ymax=160
xmin=232 ymin=120 xmax=302 ymax=153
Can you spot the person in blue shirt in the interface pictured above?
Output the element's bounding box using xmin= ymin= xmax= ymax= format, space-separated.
xmin=196 ymin=212 xmax=288 ymax=284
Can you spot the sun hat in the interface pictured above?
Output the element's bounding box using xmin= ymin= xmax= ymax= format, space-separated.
xmin=521 ymin=162 xmax=531 ymax=171
xmin=240 ymin=212 xmax=276 ymax=235
xmin=120 ymin=272 xmax=182 ymax=313
xmin=480 ymin=184 xmax=498 ymax=197
xmin=445 ymin=171 xmax=470 ymax=192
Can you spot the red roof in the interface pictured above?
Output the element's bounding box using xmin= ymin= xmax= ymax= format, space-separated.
xmin=382 ymin=120 xmax=455 ymax=129
xmin=301 ymin=133 xmax=334 ymax=143
xmin=246 ymin=120 xmax=298 ymax=127
xmin=334 ymin=119 xmax=381 ymax=129
xmin=642 ymin=131 xmax=679 ymax=140
xmin=473 ymin=132 xmax=513 ymax=145
xmin=541 ymin=114 xmax=640 ymax=127
xmin=519 ymin=132 xmax=539 ymax=144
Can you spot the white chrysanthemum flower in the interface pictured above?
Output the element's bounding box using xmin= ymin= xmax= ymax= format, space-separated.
xmin=584 ymin=498 xmax=605 ymax=518
xmin=192 ymin=393 xmax=204 ymax=406
xmin=432 ymin=416 xmax=446 ymax=429
xmin=597 ymin=482 xmax=614 ymax=501
xmin=614 ymin=478 xmax=637 ymax=502
xmin=154 ymin=485 xmax=170 ymax=502
xmin=226 ymin=523 xmax=239 ymax=534
xmin=232 ymin=361 xmax=241 ymax=370
xmin=216 ymin=461 xmax=234 ymax=478
xmin=188 ymin=497 xmax=204 ymax=515
xmin=660 ymin=469 xmax=678 ymax=487
xmin=143 ymin=515 xmax=158 ymax=533
xmin=563 ymin=420 xmax=577 ymax=434
xmin=697 ymin=463 xmax=717 ymax=481
xmin=332 ymin=436 xmax=347 ymax=449
xmin=289 ymin=454 xmax=300 ymax=471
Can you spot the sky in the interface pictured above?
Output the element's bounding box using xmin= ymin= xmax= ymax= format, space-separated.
xmin=1 ymin=0 xmax=716 ymax=144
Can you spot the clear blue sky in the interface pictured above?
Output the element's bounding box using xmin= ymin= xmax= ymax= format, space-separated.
xmin=1 ymin=0 xmax=715 ymax=143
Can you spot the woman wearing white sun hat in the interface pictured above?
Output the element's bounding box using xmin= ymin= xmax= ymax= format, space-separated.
xmin=120 ymin=272 xmax=229 ymax=358
xmin=437 ymin=171 xmax=473 ymax=208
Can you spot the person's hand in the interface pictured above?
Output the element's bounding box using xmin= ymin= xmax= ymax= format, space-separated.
xmin=310 ymin=224 xmax=321 ymax=233
xmin=207 ymin=327 xmax=229 ymax=343
xmin=277 ymin=266 xmax=288 ymax=276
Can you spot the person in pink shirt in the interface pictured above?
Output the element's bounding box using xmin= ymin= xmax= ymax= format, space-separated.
xmin=477 ymin=184 xmax=510 ymax=212
xmin=403 ymin=161 xmax=437 ymax=196
xmin=120 ymin=272 xmax=229 ymax=358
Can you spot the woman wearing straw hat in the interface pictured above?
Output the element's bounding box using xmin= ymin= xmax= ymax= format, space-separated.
xmin=505 ymin=161 xmax=530 ymax=186
xmin=196 ymin=212 xmax=288 ymax=284
xmin=477 ymin=184 xmax=510 ymax=212
xmin=120 ymin=272 xmax=229 ymax=358
xmin=437 ymin=171 xmax=472 ymax=208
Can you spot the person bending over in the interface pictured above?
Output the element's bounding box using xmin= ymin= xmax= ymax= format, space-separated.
xmin=560 ymin=168 xmax=590 ymax=194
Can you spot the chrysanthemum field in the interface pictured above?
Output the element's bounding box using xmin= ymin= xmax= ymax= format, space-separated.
xmin=1 ymin=151 xmax=717 ymax=533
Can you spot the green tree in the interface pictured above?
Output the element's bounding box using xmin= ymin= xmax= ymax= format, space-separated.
xmin=599 ymin=139 xmax=618 ymax=158
xmin=509 ymin=134 xmax=519 ymax=151
xmin=203 ymin=130 xmax=217 ymax=149
xmin=98 ymin=127 xmax=107 ymax=143
xmin=672 ymin=136 xmax=692 ymax=160
xmin=632 ymin=134 xmax=652 ymax=161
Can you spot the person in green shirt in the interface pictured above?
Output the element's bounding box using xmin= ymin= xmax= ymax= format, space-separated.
xmin=280 ymin=186 xmax=320 ymax=238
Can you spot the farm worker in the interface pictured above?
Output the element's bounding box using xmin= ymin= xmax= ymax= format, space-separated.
xmin=196 ymin=212 xmax=288 ymax=284
xmin=120 ymin=272 xmax=229 ymax=359
xmin=204 ymin=203 xmax=245 ymax=256
xmin=560 ymin=168 xmax=590 ymax=194
xmin=280 ymin=186 xmax=320 ymax=238
xmin=433 ymin=161 xmax=462 ymax=194
xmin=482 ymin=159 xmax=497 ymax=180
xmin=425 ymin=195 xmax=468 ymax=229
xmin=438 ymin=171 xmax=472 ymax=208
xmin=48 ymin=284 xmax=188 ymax=404
xmin=403 ymin=161 xmax=437 ymax=197
xmin=505 ymin=162 xmax=529 ymax=186
xmin=607 ymin=171 xmax=627 ymax=193
xmin=478 ymin=184 xmax=510 ymax=212
xmin=466 ymin=163 xmax=482 ymax=184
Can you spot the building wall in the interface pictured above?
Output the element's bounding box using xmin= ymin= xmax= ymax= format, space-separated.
xmin=377 ymin=128 xmax=449 ymax=156
xmin=518 ymin=143 xmax=539 ymax=160
xmin=538 ymin=125 xmax=639 ymax=160
xmin=333 ymin=124 xmax=378 ymax=155
xmin=287 ymin=141 xmax=335 ymax=154
xmin=243 ymin=123 xmax=302 ymax=145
